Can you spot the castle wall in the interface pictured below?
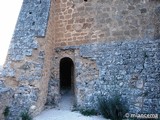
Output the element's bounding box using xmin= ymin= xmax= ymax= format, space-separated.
xmin=0 ymin=0 xmax=159 ymax=119
xmin=47 ymin=0 xmax=160 ymax=114
xmin=1 ymin=0 xmax=52 ymax=119
xmin=53 ymin=0 xmax=159 ymax=47
xmin=76 ymin=39 xmax=160 ymax=113
xmin=49 ymin=38 xmax=160 ymax=113
xmin=0 ymin=81 xmax=13 ymax=120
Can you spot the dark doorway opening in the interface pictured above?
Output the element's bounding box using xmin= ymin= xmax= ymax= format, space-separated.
xmin=60 ymin=57 xmax=74 ymax=92
xmin=59 ymin=57 xmax=75 ymax=109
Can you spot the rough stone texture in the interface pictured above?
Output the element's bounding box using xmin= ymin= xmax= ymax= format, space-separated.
xmin=52 ymin=0 xmax=160 ymax=47
xmin=1 ymin=0 xmax=52 ymax=119
xmin=47 ymin=49 xmax=77 ymax=106
xmin=0 ymin=80 xmax=13 ymax=120
xmin=48 ymin=38 xmax=160 ymax=114
xmin=78 ymin=38 xmax=160 ymax=114
xmin=7 ymin=86 xmax=39 ymax=120
xmin=0 ymin=0 xmax=159 ymax=119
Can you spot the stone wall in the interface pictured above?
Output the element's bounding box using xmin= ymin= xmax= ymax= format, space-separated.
xmin=1 ymin=0 xmax=52 ymax=119
xmin=0 ymin=80 xmax=13 ymax=120
xmin=0 ymin=0 xmax=159 ymax=118
xmin=45 ymin=0 xmax=160 ymax=114
xmin=78 ymin=38 xmax=160 ymax=113
xmin=53 ymin=0 xmax=160 ymax=47
xmin=47 ymin=48 xmax=76 ymax=106
xmin=48 ymin=38 xmax=160 ymax=113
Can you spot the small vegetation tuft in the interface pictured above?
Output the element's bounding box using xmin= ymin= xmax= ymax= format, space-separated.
xmin=98 ymin=94 xmax=128 ymax=120
xmin=79 ymin=108 xmax=98 ymax=116
xmin=3 ymin=106 xmax=10 ymax=119
xmin=20 ymin=111 xmax=32 ymax=120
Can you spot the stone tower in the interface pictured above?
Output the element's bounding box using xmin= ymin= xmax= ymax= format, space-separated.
xmin=0 ymin=0 xmax=160 ymax=119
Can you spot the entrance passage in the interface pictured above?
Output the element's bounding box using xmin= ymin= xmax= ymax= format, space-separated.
xmin=60 ymin=57 xmax=74 ymax=92
xmin=59 ymin=57 xmax=75 ymax=110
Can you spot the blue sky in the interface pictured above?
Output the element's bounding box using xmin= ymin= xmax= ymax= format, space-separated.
xmin=0 ymin=0 xmax=23 ymax=65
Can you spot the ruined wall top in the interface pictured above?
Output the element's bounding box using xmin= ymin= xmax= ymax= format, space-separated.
xmin=7 ymin=0 xmax=50 ymax=62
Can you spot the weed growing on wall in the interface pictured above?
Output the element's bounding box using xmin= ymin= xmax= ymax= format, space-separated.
xmin=3 ymin=106 xmax=10 ymax=120
xmin=20 ymin=111 xmax=32 ymax=120
xmin=98 ymin=94 xmax=128 ymax=120
xmin=79 ymin=108 xmax=98 ymax=116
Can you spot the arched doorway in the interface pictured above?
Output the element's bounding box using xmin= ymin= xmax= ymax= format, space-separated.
xmin=60 ymin=57 xmax=74 ymax=94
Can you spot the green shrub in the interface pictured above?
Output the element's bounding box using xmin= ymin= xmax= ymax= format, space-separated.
xmin=20 ymin=111 xmax=32 ymax=120
xmin=80 ymin=108 xmax=98 ymax=116
xmin=3 ymin=106 xmax=10 ymax=118
xmin=98 ymin=95 xmax=128 ymax=120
